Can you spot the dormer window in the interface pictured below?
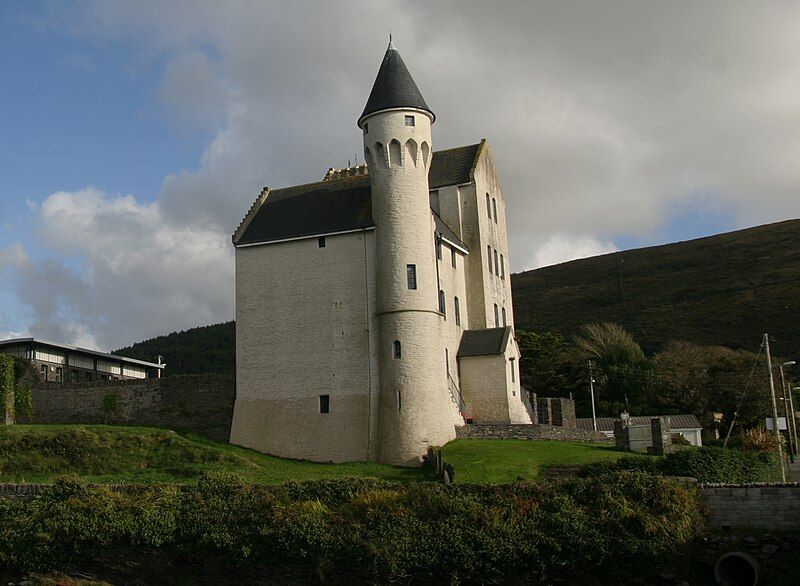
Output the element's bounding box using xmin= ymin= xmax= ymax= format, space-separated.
xmin=405 ymin=115 xmax=415 ymax=127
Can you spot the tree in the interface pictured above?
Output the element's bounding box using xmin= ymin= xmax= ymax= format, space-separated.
xmin=574 ymin=323 xmax=649 ymax=416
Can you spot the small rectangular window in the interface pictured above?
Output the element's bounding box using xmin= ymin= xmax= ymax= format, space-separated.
xmin=494 ymin=304 xmax=499 ymax=327
xmin=318 ymin=236 xmax=326 ymax=248
xmin=405 ymin=115 xmax=415 ymax=126
xmin=40 ymin=365 xmax=47 ymax=381
xmin=492 ymin=198 xmax=498 ymax=223
xmin=451 ymin=248 xmax=457 ymax=268
xmin=407 ymin=264 xmax=417 ymax=289
xmin=72 ymin=371 xmax=79 ymax=383
xmin=319 ymin=394 xmax=330 ymax=414
xmin=55 ymin=367 xmax=62 ymax=384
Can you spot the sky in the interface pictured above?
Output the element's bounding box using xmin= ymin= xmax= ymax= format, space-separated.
xmin=1 ymin=1 xmax=799 ymax=351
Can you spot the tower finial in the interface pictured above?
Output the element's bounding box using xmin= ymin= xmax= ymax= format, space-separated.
xmin=388 ymin=29 xmax=395 ymax=50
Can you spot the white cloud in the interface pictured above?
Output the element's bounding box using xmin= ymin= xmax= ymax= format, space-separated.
xmin=524 ymin=234 xmax=620 ymax=270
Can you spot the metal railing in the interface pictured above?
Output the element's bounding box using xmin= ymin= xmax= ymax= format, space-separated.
xmin=447 ymin=373 xmax=468 ymax=415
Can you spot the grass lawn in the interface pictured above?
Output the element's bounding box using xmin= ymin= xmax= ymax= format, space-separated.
xmin=441 ymin=439 xmax=637 ymax=483
xmin=0 ymin=424 xmax=434 ymax=484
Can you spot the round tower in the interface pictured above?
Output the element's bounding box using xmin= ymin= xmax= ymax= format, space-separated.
xmin=359 ymin=40 xmax=456 ymax=465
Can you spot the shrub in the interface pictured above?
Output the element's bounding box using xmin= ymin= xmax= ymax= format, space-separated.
xmin=670 ymin=433 xmax=691 ymax=446
xmin=741 ymin=428 xmax=781 ymax=453
xmin=581 ymin=446 xmax=782 ymax=483
xmin=0 ymin=473 xmax=707 ymax=582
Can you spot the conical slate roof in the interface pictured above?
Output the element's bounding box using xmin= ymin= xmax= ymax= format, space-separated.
xmin=358 ymin=40 xmax=434 ymax=127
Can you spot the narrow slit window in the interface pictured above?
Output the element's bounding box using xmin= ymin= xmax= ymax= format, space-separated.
xmin=494 ymin=250 xmax=499 ymax=276
xmin=454 ymin=297 xmax=461 ymax=326
xmin=451 ymin=248 xmax=457 ymax=268
xmin=439 ymin=290 xmax=446 ymax=317
xmin=406 ymin=264 xmax=417 ymax=290
xmin=397 ymin=390 xmax=402 ymax=410
xmin=405 ymin=115 xmax=415 ymax=126
xmin=319 ymin=394 xmax=330 ymax=414
xmin=436 ymin=238 xmax=442 ymax=260
xmin=500 ymin=254 xmax=505 ymax=279
xmin=393 ymin=340 xmax=402 ymax=359
xmin=510 ymin=358 xmax=516 ymax=383
xmin=502 ymin=307 xmax=507 ymax=327
xmin=494 ymin=304 xmax=499 ymax=327
xmin=486 ymin=193 xmax=491 ymax=219
xmin=492 ymin=198 xmax=498 ymax=223
xmin=487 ymin=245 xmax=492 ymax=273
xmin=318 ymin=236 xmax=326 ymax=248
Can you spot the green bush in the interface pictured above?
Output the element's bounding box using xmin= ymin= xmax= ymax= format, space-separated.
xmin=580 ymin=446 xmax=781 ymax=483
xmin=0 ymin=472 xmax=707 ymax=582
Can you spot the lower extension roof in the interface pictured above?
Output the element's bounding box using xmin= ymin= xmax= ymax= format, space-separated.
xmin=457 ymin=327 xmax=513 ymax=358
xmin=575 ymin=414 xmax=703 ymax=432
xmin=234 ymin=143 xmax=483 ymax=247
xmin=0 ymin=337 xmax=165 ymax=370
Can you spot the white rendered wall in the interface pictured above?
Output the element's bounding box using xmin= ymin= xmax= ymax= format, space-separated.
xmin=230 ymin=230 xmax=380 ymax=462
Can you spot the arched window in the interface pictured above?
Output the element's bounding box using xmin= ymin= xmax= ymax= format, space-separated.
xmin=405 ymin=139 xmax=418 ymax=167
xmin=494 ymin=304 xmax=499 ymax=327
xmin=389 ymin=139 xmax=402 ymax=167
xmin=454 ymin=297 xmax=461 ymax=326
xmin=393 ymin=340 xmax=402 ymax=359
xmin=421 ymin=141 xmax=430 ymax=168
xmin=364 ymin=147 xmax=374 ymax=170
xmin=502 ymin=307 xmax=507 ymax=327
xmin=374 ymin=142 xmax=386 ymax=168
xmin=486 ymin=193 xmax=491 ymax=219
xmin=439 ymin=290 xmax=446 ymax=316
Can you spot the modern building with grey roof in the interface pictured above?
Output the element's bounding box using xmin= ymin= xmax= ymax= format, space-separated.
xmin=0 ymin=337 xmax=165 ymax=383
xmin=576 ymin=414 xmax=704 ymax=446
xmin=230 ymin=40 xmax=530 ymax=467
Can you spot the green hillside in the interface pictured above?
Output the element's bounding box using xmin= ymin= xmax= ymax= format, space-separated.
xmin=512 ymin=219 xmax=800 ymax=358
xmin=114 ymin=220 xmax=800 ymax=375
xmin=113 ymin=321 xmax=235 ymax=376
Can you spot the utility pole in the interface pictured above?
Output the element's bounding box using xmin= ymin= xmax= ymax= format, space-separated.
xmin=588 ymin=360 xmax=597 ymax=431
xmin=764 ymin=334 xmax=786 ymax=482
xmin=778 ymin=364 xmax=795 ymax=463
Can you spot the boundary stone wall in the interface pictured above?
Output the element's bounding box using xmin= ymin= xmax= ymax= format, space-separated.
xmin=701 ymin=483 xmax=800 ymax=531
xmin=25 ymin=374 xmax=235 ymax=442
xmin=456 ymin=423 xmax=611 ymax=443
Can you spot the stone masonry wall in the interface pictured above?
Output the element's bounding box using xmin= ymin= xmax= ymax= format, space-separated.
xmin=701 ymin=483 xmax=800 ymax=531
xmin=26 ymin=374 xmax=235 ymax=442
xmin=456 ymin=423 xmax=611 ymax=443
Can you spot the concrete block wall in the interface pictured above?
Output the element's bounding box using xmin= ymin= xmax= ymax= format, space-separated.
xmin=701 ymin=483 xmax=800 ymax=531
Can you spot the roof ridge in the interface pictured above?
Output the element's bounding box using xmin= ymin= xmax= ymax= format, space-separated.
xmin=233 ymin=187 xmax=270 ymax=245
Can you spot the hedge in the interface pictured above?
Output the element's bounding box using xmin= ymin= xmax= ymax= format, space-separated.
xmin=0 ymin=472 xmax=707 ymax=582
xmin=580 ymin=446 xmax=782 ymax=483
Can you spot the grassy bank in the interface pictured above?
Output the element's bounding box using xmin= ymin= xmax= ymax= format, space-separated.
xmin=441 ymin=439 xmax=634 ymax=483
xmin=0 ymin=425 xmax=432 ymax=484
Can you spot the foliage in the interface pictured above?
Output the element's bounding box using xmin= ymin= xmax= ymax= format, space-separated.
xmin=0 ymin=472 xmax=707 ymax=581
xmin=740 ymin=428 xmax=781 ymax=453
xmin=573 ymin=322 xmax=650 ymax=415
xmin=101 ymin=393 xmax=120 ymax=416
xmin=670 ymin=433 xmax=691 ymax=446
xmin=0 ymin=354 xmax=14 ymax=422
xmin=580 ymin=446 xmax=782 ymax=484
xmin=440 ymin=439 xmax=633 ymax=483
xmin=0 ymin=425 xmax=433 ymax=484
xmin=113 ymin=321 xmax=235 ymax=376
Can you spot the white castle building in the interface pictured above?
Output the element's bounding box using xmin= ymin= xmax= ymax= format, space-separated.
xmin=230 ymin=41 xmax=531 ymax=466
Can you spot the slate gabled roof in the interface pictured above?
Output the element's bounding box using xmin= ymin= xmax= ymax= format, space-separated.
xmin=235 ymin=144 xmax=482 ymax=247
xmin=358 ymin=41 xmax=433 ymax=127
xmin=575 ymin=415 xmax=703 ymax=432
xmin=457 ymin=327 xmax=513 ymax=358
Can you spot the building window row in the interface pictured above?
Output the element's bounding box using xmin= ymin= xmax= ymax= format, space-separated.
xmin=365 ymin=139 xmax=429 ymax=170
xmin=487 ymin=246 xmax=505 ymax=280
xmin=486 ymin=192 xmax=499 ymax=224
xmin=493 ymin=304 xmax=508 ymax=327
